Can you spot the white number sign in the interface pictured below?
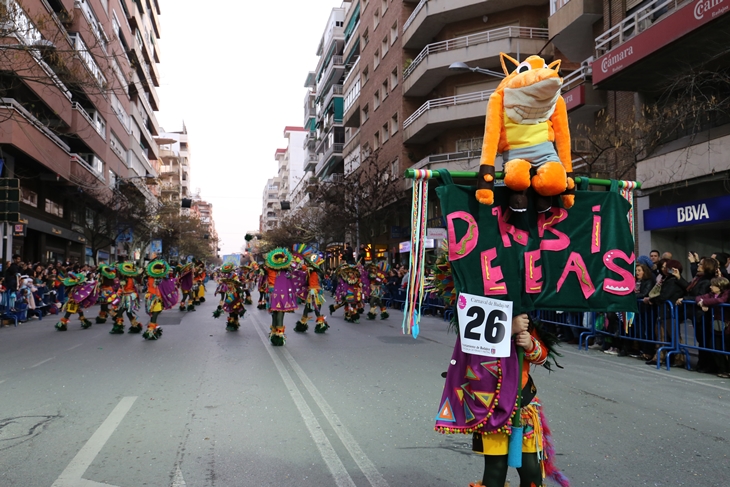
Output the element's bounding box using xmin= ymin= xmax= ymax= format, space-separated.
xmin=456 ymin=293 xmax=513 ymax=357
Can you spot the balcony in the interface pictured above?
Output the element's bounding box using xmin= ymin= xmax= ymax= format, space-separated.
xmin=322 ymin=84 xmax=344 ymax=114
xmin=0 ymin=98 xmax=72 ymax=178
xmin=403 ymin=27 xmax=549 ymax=97
xmin=71 ymin=102 xmax=106 ymax=153
xmin=305 ymin=154 xmax=319 ymax=172
xmin=549 ymin=0 xmax=602 ymax=62
xmin=403 ymin=89 xmax=494 ymax=144
xmin=317 ymin=55 xmax=345 ymax=96
xmin=403 ymin=0 xmax=548 ymax=50
xmin=68 ymin=33 xmax=107 ymax=89
xmin=407 ymin=150 xmax=483 ymax=187
xmin=592 ymin=0 xmax=730 ymax=91
xmin=314 ymin=143 xmax=344 ymax=178
xmin=343 ymin=78 xmax=361 ymax=126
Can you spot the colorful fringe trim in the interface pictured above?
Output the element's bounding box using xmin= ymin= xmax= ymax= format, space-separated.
xmin=402 ymin=170 xmax=430 ymax=338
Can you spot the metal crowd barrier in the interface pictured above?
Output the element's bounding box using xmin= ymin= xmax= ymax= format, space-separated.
xmin=675 ymin=300 xmax=730 ymax=371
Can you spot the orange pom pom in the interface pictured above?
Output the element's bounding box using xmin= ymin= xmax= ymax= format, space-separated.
xmin=531 ymin=161 xmax=567 ymax=197
xmin=503 ymin=159 xmax=532 ymax=191
xmin=561 ymin=194 xmax=575 ymax=209
xmin=476 ymin=189 xmax=494 ymax=205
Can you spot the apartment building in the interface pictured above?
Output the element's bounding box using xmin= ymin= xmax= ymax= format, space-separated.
xmin=277 ymin=126 xmax=307 ymax=209
xmin=156 ymin=126 xmax=191 ymax=210
xmin=259 ymin=177 xmax=281 ymax=232
xmin=550 ymin=0 xmax=730 ymax=257
xmin=191 ymin=196 xmax=218 ymax=257
xmin=1 ymin=0 xmax=163 ymax=263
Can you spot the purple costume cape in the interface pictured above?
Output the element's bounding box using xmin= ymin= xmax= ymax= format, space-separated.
xmin=435 ymin=336 xmax=519 ymax=434
xmin=158 ymin=278 xmax=179 ymax=309
xmin=179 ymin=272 xmax=194 ymax=292
xmin=71 ymin=282 xmax=98 ymax=309
xmin=359 ymin=264 xmax=371 ymax=300
xmin=268 ymin=271 xmax=298 ymax=312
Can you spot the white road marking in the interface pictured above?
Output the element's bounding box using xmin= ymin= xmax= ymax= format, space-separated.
xmin=252 ymin=316 xmax=357 ymax=487
xmin=171 ymin=465 xmax=186 ymax=486
xmin=51 ymin=397 xmax=138 ymax=487
xmin=30 ymin=357 xmax=55 ymax=368
xmin=66 ymin=343 xmax=83 ymax=351
xmin=282 ymin=347 xmax=391 ymax=487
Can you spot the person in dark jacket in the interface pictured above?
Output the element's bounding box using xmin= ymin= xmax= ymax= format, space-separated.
xmin=643 ymin=259 xmax=687 ymax=364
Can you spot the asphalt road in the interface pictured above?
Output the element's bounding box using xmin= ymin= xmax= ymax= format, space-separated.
xmin=1 ymin=282 xmax=729 ymax=487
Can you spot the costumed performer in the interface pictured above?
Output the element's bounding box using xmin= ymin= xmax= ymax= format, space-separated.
xmin=293 ymin=246 xmax=329 ymax=333
xmin=94 ymin=264 xmax=119 ymax=323
xmin=329 ymin=263 xmax=366 ymax=323
xmin=240 ymin=262 xmax=256 ymax=305
xmin=110 ymin=261 xmax=143 ymax=334
xmin=55 ymin=272 xmax=97 ymax=331
xmin=142 ymin=259 xmax=176 ymax=340
xmin=213 ymin=262 xmax=246 ymax=331
xmin=192 ymin=260 xmax=207 ymax=305
xmin=366 ymin=261 xmax=389 ymax=320
xmin=256 ymin=263 xmax=268 ymax=309
xmin=263 ymin=247 xmax=305 ymax=346
xmin=177 ymin=262 xmax=196 ymax=311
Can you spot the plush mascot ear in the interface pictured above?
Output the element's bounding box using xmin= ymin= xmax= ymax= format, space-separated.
xmin=500 ymin=53 xmax=520 ymax=75
xmin=547 ymin=59 xmax=562 ymax=73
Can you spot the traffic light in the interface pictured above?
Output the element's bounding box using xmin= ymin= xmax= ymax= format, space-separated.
xmin=0 ymin=178 xmax=20 ymax=222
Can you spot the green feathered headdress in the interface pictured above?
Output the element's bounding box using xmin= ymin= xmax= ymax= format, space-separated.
xmin=220 ymin=262 xmax=236 ymax=274
xmin=146 ymin=259 xmax=170 ymax=279
xmin=117 ymin=261 xmax=143 ymax=277
xmin=98 ymin=264 xmax=117 ymax=280
xmin=265 ymin=247 xmax=293 ymax=270
xmin=60 ymin=272 xmax=87 ymax=287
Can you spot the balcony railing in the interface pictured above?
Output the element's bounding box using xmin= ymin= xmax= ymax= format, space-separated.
xmin=561 ymin=63 xmax=592 ymax=92
xmin=72 ymin=102 xmax=105 ymax=138
xmin=595 ymin=0 xmax=685 ymax=56
xmin=404 ymin=26 xmax=549 ymax=80
xmin=0 ymin=98 xmax=71 ymax=152
xmin=69 ymin=33 xmax=108 ymax=88
xmin=404 ymin=89 xmax=495 ymax=129
xmin=343 ymin=78 xmax=361 ymax=113
xmin=75 ymin=0 xmax=109 ymax=55
xmin=404 ymin=0 xmax=428 ymax=32
xmin=322 ymin=84 xmax=344 ymax=111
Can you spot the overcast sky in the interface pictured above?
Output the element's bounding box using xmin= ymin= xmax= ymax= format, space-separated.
xmin=156 ymin=0 xmax=340 ymax=255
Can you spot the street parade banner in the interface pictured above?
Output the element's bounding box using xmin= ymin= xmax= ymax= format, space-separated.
xmin=436 ymin=173 xmax=638 ymax=314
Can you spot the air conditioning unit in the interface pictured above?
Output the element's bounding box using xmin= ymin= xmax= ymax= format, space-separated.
xmin=572 ymin=137 xmax=592 ymax=153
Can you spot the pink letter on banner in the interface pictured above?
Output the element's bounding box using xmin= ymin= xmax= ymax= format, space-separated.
xmin=492 ymin=206 xmax=528 ymax=247
xmin=481 ymin=248 xmax=507 ymax=295
xmin=538 ymin=209 xmax=570 ymax=252
xmin=556 ymin=252 xmax=596 ymax=299
xmin=524 ymin=250 xmax=543 ymax=294
xmin=591 ymin=205 xmax=601 ymax=254
xmin=447 ymin=211 xmax=478 ymax=261
xmin=603 ymin=250 xmax=635 ymax=296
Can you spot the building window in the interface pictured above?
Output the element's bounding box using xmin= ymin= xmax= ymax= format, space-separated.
xmin=374 ymin=131 xmax=380 ymax=150
xmin=373 ymin=8 xmax=380 ymax=28
xmin=382 ymin=36 xmax=388 ymax=57
xmin=391 ymin=159 xmax=399 ymax=180
xmin=363 ymin=28 xmax=369 ymax=46
xmin=362 ymin=103 xmax=370 ymax=122
xmin=456 ymin=137 xmax=484 ymax=152
xmin=391 ymin=112 xmax=399 ymax=135
xmin=382 ymin=122 xmax=389 ymax=143
xmin=361 ymin=65 xmax=370 ymax=85
xmin=336 ymin=20 xmax=343 ymax=27
xmin=382 ymin=0 xmax=388 ymax=13
xmin=374 ymin=90 xmax=380 ymax=110
xmin=390 ymin=67 xmax=398 ymax=88
xmin=108 ymin=170 xmax=117 ymax=188
xmin=45 ymin=199 xmax=64 ymax=218
xmin=390 ymin=21 xmax=398 ymax=45
xmin=382 ymin=79 xmax=388 ymax=99
xmin=374 ymin=48 xmax=380 ymax=69
xmin=20 ymin=187 xmax=38 ymax=207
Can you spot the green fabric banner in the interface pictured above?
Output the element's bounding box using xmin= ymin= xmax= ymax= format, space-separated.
xmin=436 ymin=171 xmax=638 ymax=314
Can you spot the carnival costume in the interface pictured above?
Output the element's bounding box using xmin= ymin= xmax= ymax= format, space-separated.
xmin=55 ymin=272 xmax=96 ymax=331
xmin=177 ymin=262 xmax=196 ymax=311
xmin=262 ymin=247 xmax=305 ymax=346
xmin=329 ymin=263 xmax=368 ymax=323
xmin=213 ymin=262 xmax=246 ymax=331
xmin=192 ymin=260 xmax=207 ymax=305
xmin=240 ymin=263 xmax=257 ymax=305
xmin=365 ymin=262 xmax=389 ymax=320
xmin=94 ymin=264 xmax=119 ymax=323
xmin=293 ymin=245 xmax=329 ymax=334
xmin=256 ymin=265 xmax=268 ymax=309
xmin=142 ymin=260 xmax=177 ymax=340
xmin=110 ymin=262 xmax=142 ymax=334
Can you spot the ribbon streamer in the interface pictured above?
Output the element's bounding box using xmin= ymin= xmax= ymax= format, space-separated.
xmin=402 ymin=170 xmax=430 ymax=337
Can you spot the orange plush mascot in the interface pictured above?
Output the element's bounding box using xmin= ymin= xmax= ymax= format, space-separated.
xmin=476 ymin=53 xmax=575 ymax=213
